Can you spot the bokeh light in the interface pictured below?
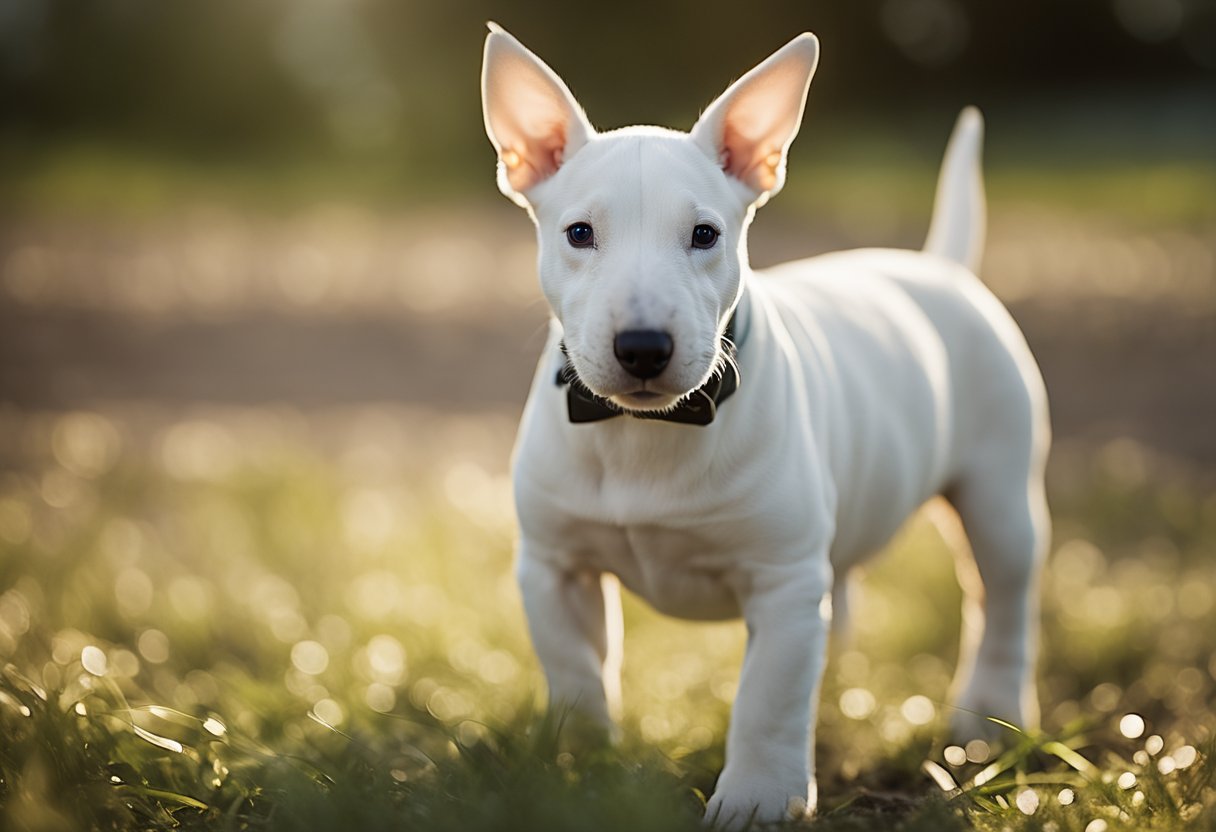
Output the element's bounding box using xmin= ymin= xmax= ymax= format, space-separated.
xmin=80 ymin=646 xmax=107 ymax=677
xmin=1120 ymin=713 xmax=1147 ymax=739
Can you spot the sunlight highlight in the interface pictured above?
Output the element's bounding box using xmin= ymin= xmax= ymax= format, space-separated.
xmin=899 ymin=695 xmax=935 ymax=725
xmin=1015 ymin=788 xmax=1040 ymax=815
xmin=943 ymin=745 xmax=967 ymax=766
xmin=839 ymin=687 xmax=877 ymax=720
xmin=1119 ymin=713 xmax=1146 ymax=739
xmin=80 ymin=645 xmax=107 ymax=676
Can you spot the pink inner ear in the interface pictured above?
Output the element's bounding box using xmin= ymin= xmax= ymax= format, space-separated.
xmin=709 ymin=60 xmax=811 ymax=193
xmin=720 ymin=124 xmax=757 ymax=179
xmin=485 ymin=40 xmax=589 ymax=194
xmin=534 ymin=120 xmax=568 ymax=176
xmin=720 ymin=122 xmax=778 ymax=192
xmin=503 ymin=119 xmax=568 ymax=192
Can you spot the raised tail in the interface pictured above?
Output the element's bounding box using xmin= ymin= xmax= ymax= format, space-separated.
xmin=923 ymin=106 xmax=986 ymax=274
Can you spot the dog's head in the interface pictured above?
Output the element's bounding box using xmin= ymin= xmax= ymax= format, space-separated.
xmin=481 ymin=25 xmax=818 ymax=413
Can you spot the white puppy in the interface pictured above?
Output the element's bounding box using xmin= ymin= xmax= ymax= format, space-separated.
xmin=481 ymin=24 xmax=1049 ymax=827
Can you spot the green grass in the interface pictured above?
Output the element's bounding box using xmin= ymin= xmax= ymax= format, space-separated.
xmin=1 ymin=421 xmax=1214 ymax=830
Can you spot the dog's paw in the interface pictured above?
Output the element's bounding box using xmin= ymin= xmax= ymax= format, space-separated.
xmin=549 ymin=707 xmax=619 ymax=754
xmin=949 ymin=708 xmax=1012 ymax=745
xmin=950 ymin=672 xmax=1036 ymax=744
xmin=703 ymin=778 xmax=815 ymax=829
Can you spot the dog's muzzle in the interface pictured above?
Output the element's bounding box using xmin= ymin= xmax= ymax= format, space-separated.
xmin=556 ymin=312 xmax=741 ymax=426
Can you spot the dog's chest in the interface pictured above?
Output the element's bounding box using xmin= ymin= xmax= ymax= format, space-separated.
xmin=556 ymin=515 xmax=747 ymax=620
xmin=515 ymin=438 xmax=821 ymax=621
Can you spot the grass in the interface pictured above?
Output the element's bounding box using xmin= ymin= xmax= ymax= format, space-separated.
xmin=1 ymin=412 xmax=1213 ymax=831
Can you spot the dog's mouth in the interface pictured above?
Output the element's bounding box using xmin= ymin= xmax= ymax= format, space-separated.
xmin=573 ymin=355 xmax=726 ymax=414
xmin=562 ymin=336 xmax=730 ymax=415
xmin=561 ymin=348 xmax=694 ymax=400
xmin=610 ymin=389 xmax=682 ymax=412
xmin=558 ymin=312 xmax=740 ymax=422
xmin=560 ymin=339 xmax=739 ymax=424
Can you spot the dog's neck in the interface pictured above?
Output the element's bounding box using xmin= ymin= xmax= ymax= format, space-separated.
xmin=551 ymin=275 xmax=785 ymax=498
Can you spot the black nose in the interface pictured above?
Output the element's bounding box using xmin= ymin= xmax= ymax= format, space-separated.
xmin=613 ymin=330 xmax=674 ymax=380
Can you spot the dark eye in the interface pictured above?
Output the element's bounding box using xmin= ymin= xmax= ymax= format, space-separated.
xmin=691 ymin=224 xmax=719 ymax=249
xmin=566 ymin=222 xmax=595 ymax=248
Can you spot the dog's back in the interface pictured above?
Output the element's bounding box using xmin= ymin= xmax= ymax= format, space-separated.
xmin=733 ymin=108 xmax=1046 ymax=565
xmin=750 ymin=247 xmax=1048 ymax=565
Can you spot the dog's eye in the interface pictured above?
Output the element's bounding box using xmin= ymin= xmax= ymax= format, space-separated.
xmin=691 ymin=224 xmax=719 ymax=249
xmin=566 ymin=222 xmax=595 ymax=248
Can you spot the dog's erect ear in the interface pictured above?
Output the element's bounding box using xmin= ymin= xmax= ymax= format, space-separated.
xmin=690 ymin=33 xmax=819 ymax=206
xmin=481 ymin=23 xmax=596 ymax=206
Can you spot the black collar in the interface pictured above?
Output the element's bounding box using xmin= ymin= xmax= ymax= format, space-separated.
xmin=554 ymin=311 xmax=741 ymax=426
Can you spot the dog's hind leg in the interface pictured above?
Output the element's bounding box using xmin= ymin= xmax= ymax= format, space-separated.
xmin=940 ymin=447 xmax=1050 ymax=743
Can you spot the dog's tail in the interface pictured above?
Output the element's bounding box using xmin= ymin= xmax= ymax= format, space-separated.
xmin=923 ymin=106 xmax=986 ymax=274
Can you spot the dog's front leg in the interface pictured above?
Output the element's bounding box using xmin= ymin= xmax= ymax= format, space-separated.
xmin=517 ymin=549 xmax=622 ymax=734
xmin=707 ymin=560 xmax=831 ymax=828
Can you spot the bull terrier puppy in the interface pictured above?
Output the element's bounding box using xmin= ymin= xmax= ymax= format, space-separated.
xmin=481 ymin=24 xmax=1049 ymax=826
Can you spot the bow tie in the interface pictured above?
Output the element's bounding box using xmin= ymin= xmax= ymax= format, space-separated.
xmin=554 ymin=312 xmax=740 ymax=426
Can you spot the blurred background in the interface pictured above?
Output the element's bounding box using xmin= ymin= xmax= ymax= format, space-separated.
xmin=1 ymin=2 xmax=1214 ymax=829
xmin=1 ymin=0 xmax=1213 ymax=463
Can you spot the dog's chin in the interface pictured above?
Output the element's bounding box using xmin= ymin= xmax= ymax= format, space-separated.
xmin=609 ymin=390 xmax=684 ymax=413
